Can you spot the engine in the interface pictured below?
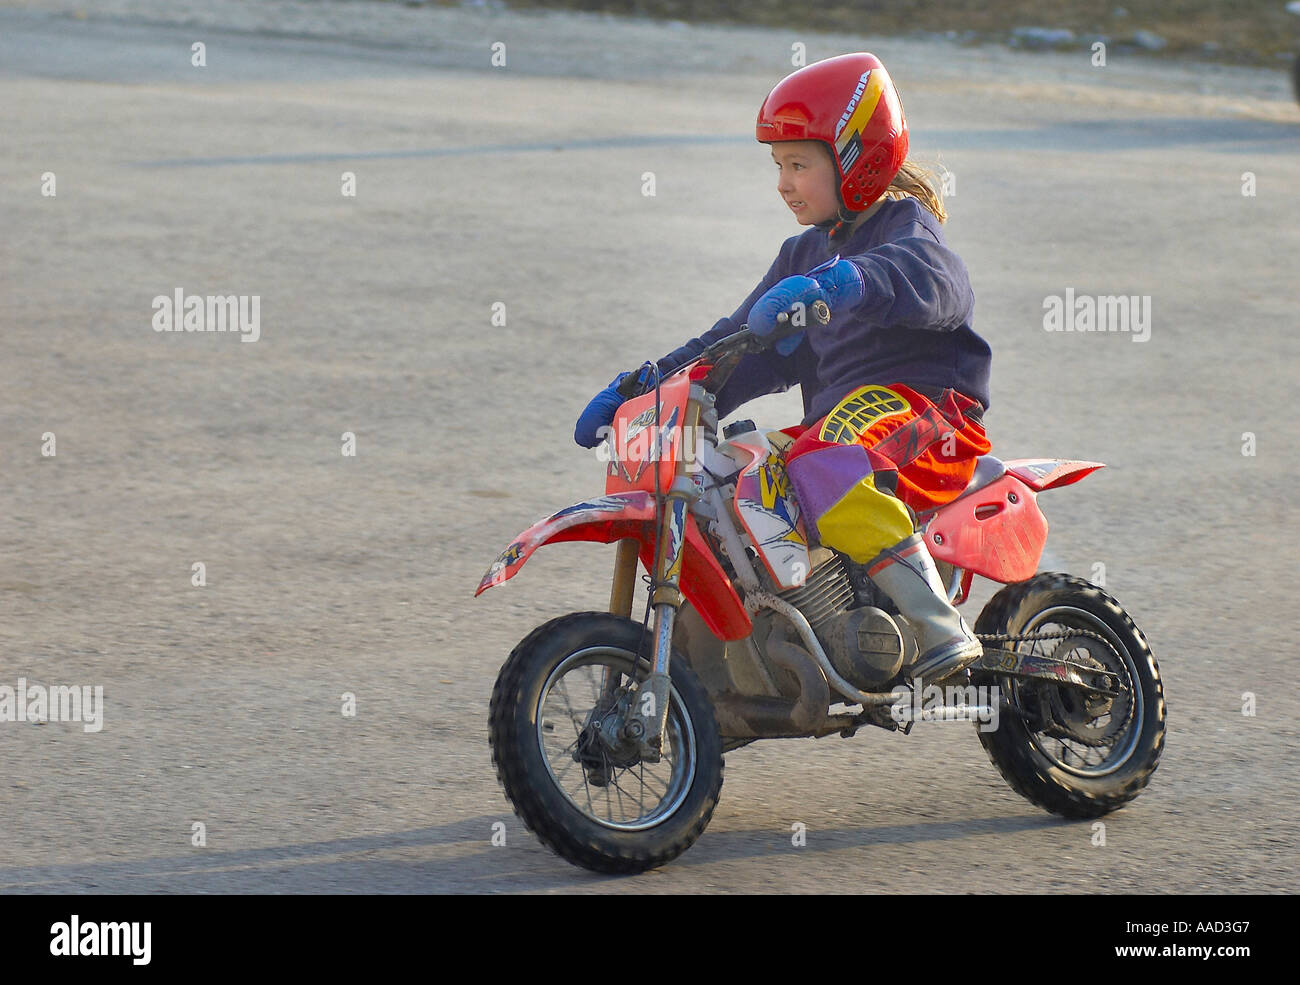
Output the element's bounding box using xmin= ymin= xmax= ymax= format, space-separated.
xmin=778 ymin=548 xmax=908 ymax=691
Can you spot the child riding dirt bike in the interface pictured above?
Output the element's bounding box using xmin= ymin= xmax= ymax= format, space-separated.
xmin=483 ymin=51 xmax=1164 ymax=875
xmin=575 ymin=52 xmax=993 ymax=687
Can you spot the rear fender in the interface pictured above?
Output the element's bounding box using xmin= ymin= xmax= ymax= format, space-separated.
xmin=1003 ymin=458 xmax=1105 ymax=491
xmin=475 ymin=491 xmax=752 ymax=642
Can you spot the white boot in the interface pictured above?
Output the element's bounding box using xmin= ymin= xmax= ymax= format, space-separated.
xmin=865 ymin=532 xmax=983 ymax=684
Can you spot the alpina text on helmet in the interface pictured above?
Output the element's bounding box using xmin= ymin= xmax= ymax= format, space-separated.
xmin=835 ymin=71 xmax=872 ymax=140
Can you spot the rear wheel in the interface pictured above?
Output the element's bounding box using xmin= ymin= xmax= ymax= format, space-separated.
xmin=972 ymin=573 xmax=1166 ymax=818
xmin=489 ymin=612 xmax=724 ymax=873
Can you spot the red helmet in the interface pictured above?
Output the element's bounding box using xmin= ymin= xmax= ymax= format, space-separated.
xmin=756 ymin=52 xmax=909 ymax=213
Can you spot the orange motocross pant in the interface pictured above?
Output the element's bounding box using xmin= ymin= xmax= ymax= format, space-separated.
xmin=781 ymin=383 xmax=991 ymax=563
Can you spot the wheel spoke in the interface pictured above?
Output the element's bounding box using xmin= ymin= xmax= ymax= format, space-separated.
xmin=550 ymin=749 xmax=582 ymax=787
xmin=554 ymin=677 xmax=584 ymax=739
xmin=611 ymin=770 xmax=629 ymax=822
xmin=1007 ymin=610 xmax=1145 ymax=778
xmin=637 ymin=770 xmax=671 ymax=799
xmin=580 ymin=760 xmax=595 ymax=814
xmin=533 ymin=647 xmax=699 ymax=832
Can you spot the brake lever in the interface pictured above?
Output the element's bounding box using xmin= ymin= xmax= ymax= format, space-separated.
xmin=633 ymin=296 xmax=832 ymax=399
xmin=700 ymin=329 xmax=764 ymax=393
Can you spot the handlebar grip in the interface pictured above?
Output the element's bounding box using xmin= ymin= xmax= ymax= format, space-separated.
xmin=616 ymin=372 xmax=647 ymax=399
xmin=772 ymin=299 xmax=830 ymax=333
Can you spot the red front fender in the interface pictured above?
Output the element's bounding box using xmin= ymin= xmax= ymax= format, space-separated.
xmin=475 ymin=492 xmax=752 ymax=641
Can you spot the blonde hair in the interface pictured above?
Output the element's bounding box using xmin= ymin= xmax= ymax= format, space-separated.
xmin=882 ymin=159 xmax=948 ymax=224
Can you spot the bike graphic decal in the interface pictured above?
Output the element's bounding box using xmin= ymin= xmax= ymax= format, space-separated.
xmin=758 ymin=457 xmax=792 ymax=512
xmin=625 ymin=405 xmax=658 ymax=436
xmin=609 ymin=405 xmax=681 ymax=485
xmin=818 ymin=385 xmax=911 ymax=444
xmin=735 ymin=450 xmax=809 ymax=591
xmin=663 ymin=497 xmax=687 ymax=583
xmin=484 ymin=540 xmax=526 ymax=586
xmin=551 ymin=495 xmax=642 ymax=521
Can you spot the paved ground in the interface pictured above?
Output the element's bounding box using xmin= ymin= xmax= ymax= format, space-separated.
xmin=1 ymin=0 xmax=1297 ymax=893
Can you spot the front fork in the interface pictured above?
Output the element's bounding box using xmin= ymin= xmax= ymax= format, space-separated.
xmin=604 ymin=391 xmax=705 ymax=761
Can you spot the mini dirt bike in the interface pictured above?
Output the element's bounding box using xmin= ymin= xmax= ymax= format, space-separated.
xmin=477 ymin=318 xmax=1165 ymax=874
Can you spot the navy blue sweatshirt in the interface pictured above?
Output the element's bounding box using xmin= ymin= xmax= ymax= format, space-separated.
xmin=656 ymin=197 xmax=992 ymax=426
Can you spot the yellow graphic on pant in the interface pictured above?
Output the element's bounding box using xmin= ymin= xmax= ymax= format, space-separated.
xmin=818 ymin=385 xmax=911 ymax=444
xmin=815 ymin=472 xmax=914 ymax=563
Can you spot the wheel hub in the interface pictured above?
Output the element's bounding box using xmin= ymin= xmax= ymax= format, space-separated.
xmin=1040 ymin=635 xmax=1131 ymax=746
xmin=573 ymin=697 xmax=642 ymax=785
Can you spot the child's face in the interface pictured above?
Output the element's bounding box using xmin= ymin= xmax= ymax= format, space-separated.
xmin=772 ymin=141 xmax=840 ymax=226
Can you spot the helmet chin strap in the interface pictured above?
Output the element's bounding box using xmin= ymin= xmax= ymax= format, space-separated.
xmin=819 ymin=204 xmax=861 ymax=242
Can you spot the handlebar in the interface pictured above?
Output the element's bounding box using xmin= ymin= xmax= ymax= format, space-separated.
xmin=619 ymin=296 xmax=831 ymax=401
xmin=689 ymin=297 xmax=832 ymax=395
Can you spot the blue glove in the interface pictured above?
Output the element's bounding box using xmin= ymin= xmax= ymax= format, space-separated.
xmin=574 ymin=367 xmax=655 ymax=448
xmin=747 ymin=276 xmax=827 ymax=355
xmin=807 ymin=255 xmax=866 ymax=312
xmin=574 ymin=373 xmax=630 ymax=448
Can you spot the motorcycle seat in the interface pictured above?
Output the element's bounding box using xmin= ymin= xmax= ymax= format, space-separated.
xmin=914 ymin=455 xmax=1005 ymax=522
xmin=963 ymin=454 xmax=1006 ymax=497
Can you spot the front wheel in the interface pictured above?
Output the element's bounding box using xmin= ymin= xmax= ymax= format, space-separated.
xmin=972 ymin=573 xmax=1166 ymax=818
xmin=488 ymin=611 xmax=724 ymax=873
